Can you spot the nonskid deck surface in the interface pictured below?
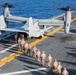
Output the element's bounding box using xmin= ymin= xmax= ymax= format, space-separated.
xmin=0 ymin=12 xmax=76 ymax=75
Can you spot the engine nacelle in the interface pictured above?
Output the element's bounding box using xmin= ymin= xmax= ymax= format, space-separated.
xmin=64 ymin=11 xmax=71 ymax=33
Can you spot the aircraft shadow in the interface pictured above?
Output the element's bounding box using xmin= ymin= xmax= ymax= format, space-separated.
xmin=70 ymin=29 xmax=76 ymax=33
xmin=65 ymin=47 xmax=76 ymax=50
xmin=16 ymin=55 xmax=40 ymax=67
xmin=16 ymin=55 xmax=55 ymax=75
xmin=24 ymin=64 xmax=53 ymax=75
xmin=67 ymin=52 xmax=76 ymax=57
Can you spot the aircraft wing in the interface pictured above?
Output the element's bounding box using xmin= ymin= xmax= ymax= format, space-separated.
xmin=6 ymin=15 xmax=64 ymax=26
xmin=0 ymin=28 xmax=29 ymax=34
xmin=38 ymin=19 xmax=64 ymax=26
xmin=6 ymin=15 xmax=28 ymax=23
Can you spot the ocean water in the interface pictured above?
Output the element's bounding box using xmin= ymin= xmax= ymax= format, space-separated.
xmin=0 ymin=0 xmax=76 ymax=37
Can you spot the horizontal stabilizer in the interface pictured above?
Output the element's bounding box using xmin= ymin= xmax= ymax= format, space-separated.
xmin=0 ymin=28 xmax=29 ymax=34
xmin=38 ymin=19 xmax=64 ymax=26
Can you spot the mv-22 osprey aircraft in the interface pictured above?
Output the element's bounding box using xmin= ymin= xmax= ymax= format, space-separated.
xmin=0 ymin=3 xmax=72 ymax=38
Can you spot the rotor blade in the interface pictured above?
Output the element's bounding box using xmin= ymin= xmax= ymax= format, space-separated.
xmin=3 ymin=3 xmax=14 ymax=8
xmin=59 ymin=6 xmax=72 ymax=11
xmin=59 ymin=8 xmax=67 ymax=11
xmin=8 ymin=5 xmax=14 ymax=8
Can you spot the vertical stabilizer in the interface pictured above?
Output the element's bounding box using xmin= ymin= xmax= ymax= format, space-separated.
xmin=0 ymin=15 xmax=7 ymax=34
xmin=28 ymin=17 xmax=34 ymax=37
xmin=0 ymin=15 xmax=7 ymax=29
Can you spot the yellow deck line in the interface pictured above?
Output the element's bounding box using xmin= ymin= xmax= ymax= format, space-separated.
xmin=71 ymin=18 xmax=76 ymax=22
xmin=0 ymin=17 xmax=76 ymax=67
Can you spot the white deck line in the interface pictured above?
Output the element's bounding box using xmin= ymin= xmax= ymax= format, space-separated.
xmin=0 ymin=33 xmax=15 ymax=40
xmin=0 ymin=44 xmax=17 ymax=53
xmin=0 ymin=67 xmax=47 ymax=75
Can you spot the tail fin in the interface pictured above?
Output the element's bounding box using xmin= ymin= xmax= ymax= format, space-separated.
xmin=28 ymin=17 xmax=34 ymax=37
xmin=0 ymin=15 xmax=7 ymax=34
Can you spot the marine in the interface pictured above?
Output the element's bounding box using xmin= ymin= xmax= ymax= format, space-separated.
xmin=46 ymin=54 xmax=52 ymax=68
xmin=36 ymin=49 xmax=41 ymax=63
xmin=32 ymin=45 xmax=37 ymax=58
xmin=41 ymin=51 xmax=46 ymax=66
xmin=24 ymin=42 xmax=31 ymax=55
xmin=62 ymin=67 xmax=69 ymax=75
xmin=56 ymin=62 xmax=62 ymax=75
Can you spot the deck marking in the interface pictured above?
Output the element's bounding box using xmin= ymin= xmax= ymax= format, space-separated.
xmin=0 ymin=33 xmax=15 ymax=40
xmin=0 ymin=17 xmax=76 ymax=67
xmin=0 ymin=67 xmax=47 ymax=75
xmin=0 ymin=57 xmax=7 ymax=62
xmin=0 ymin=44 xmax=17 ymax=53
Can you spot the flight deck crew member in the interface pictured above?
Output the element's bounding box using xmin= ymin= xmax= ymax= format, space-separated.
xmin=62 ymin=67 xmax=69 ymax=75
xmin=41 ymin=51 xmax=46 ymax=66
xmin=46 ymin=54 xmax=52 ymax=68
xmin=32 ymin=45 xmax=37 ymax=58
xmin=36 ymin=49 xmax=41 ymax=63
